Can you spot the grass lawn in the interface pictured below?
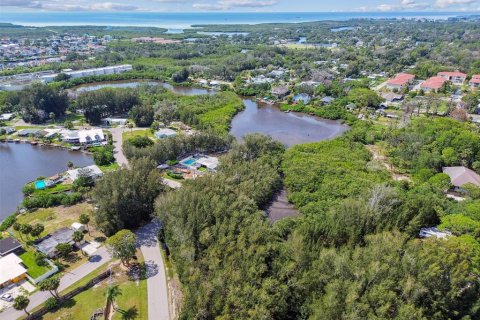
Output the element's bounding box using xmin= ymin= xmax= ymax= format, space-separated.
xmin=99 ymin=162 xmax=120 ymax=172
xmin=40 ymin=252 xmax=148 ymax=320
xmin=30 ymin=183 xmax=73 ymax=196
xmin=122 ymin=129 xmax=154 ymax=142
xmin=19 ymin=250 xmax=51 ymax=278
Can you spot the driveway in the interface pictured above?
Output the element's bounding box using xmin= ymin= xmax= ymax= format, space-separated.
xmin=136 ymin=220 xmax=170 ymax=320
xmin=1 ymin=247 xmax=111 ymax=320
xmin=162 ymin=178 xmax=182 ymax=189
xmin=109 ymin=127 xmax=149 ymax=167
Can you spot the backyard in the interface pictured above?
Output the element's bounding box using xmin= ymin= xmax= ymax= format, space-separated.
xmin=19 ymin=250 xmax=51 ymax=278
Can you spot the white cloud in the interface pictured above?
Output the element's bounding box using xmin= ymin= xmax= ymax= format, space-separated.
xmin=434 ymin=0 xmax=477 ymax=8
xmin=376 ymin=0 xmax=431 ymax=11
xmin=193 ymin=0 xmax=278 ymax=11
xmin=0 ymin=0 xmax=139 ymax=10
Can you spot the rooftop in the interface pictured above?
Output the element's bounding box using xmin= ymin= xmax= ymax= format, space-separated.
xmin=438 ymin=71 xmax=467 ymax=78
xmin=443 ymin=166 xmax=480 ymax=188
xmin=36 ymin=227 xmax=74 ymax=257
xmin=387 ymin=73 xmax=415 ymax=86
xmin=0 ymin=237 xmax=22 ymax=256
xmin=67 ymin=165 xmax=103 ymax=181
xmin=421 ymin=76 xmax=447 ymax=90
xmin=0 ymin=253 xmax=27 ymax=285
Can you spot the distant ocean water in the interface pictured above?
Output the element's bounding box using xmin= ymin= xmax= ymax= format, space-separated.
xmin=0 ymin=12 xmax=469 ymax=28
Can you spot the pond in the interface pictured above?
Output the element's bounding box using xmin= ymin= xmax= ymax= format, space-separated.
xmin=230 ymin=99 xmax=349 ymax=147
xmin=230 ymin=99 xmax=349 ymax=222
xmin=72 ymin=80 xmax=216 ymax=96
xmin=0 ymin=143 xmax=94 ymax=221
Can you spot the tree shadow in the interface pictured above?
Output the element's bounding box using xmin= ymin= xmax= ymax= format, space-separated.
xmin=94 ymin=236 xmax=107 ymax=243
xmin=128 ymin=260 xmax=158 ymax=280
xmin=118 ymin=305 xmax=139 ymax=320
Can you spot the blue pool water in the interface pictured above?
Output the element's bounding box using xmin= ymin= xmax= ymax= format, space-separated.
xmin=35 ymin=180 xmax=46 ymax=190
xmin=182 ymin=159 xmax=197 ymax=166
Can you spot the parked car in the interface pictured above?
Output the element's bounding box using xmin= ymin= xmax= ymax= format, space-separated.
xmin=1 ymin=293 xmax=13 ymax=302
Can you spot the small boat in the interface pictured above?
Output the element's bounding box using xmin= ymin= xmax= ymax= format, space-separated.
xmin=14 ymin=139 xmax=20 ymax=143
xmin=284 ymin=110 xmax=291 ymax=113
xmin=71 ymin=146 xmax=81 ymax=151
xmin=30 ymin=141 xmax=38 ymax=145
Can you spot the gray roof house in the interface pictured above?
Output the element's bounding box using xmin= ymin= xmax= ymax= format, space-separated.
xmin=35 ymin=227 xmax=74 ymax=258
xmin=443 ymin=166 xmax=480 ymax=189
xmin=0 ymin=237 xmax=22 ymax=256
xmin=271 ymin=86 xmax=289 ymax=98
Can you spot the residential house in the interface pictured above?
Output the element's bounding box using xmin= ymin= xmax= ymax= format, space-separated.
xmin=0 ymin=127 xmax=15 ymax=134
xmin=419 ymin=227 xmax=452 ymax=239
xmin=35 ymin=227 xmax=75 ymax=258
xmin=17 ymin=128 xmax=40 ymax=137
xmin=0 ymin=253 xmax=28 ymax=288
xmin=67 ymin=165 xmax=103 ymax=182
xmin=271 ymin=85 xmax=289 ymax=98
xmin=0 ymin=113 xmax=14 ymax=121
xmin=196 ymin=156 xmax=219 ymax=172
xmin=421 ymin=76 xmax=448 ymax=92
xmin=386 ymin=73 xmax=415 ymax=90
xmin=469 ymin=75 xmax=480 ymax=89
xmin=155 ymin=128 xmax=177 ymax=139
xmin=438 ymin=71 xmax=467 ymax=85
xmin=443 ymin=166 xmax=480 ymax=192
xmin=321 ymin=96 xmax=335 ymax=105
xmin=293 ymin=93 xmax=312 ymax=104
xmin=101 ymin=118 xmax=128 ymax=127
xmin=61 ymin=129 xmax=105 ymax=145
xmin=381 ymin=92 xmax=404 ymax=103
xmin=0 ymin=237 xmax=22 ymax=256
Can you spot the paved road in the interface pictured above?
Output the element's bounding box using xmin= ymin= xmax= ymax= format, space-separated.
xmin=109 ymin=127 xmax=149 ymax=167
xmin=136 ymin=220 xmax=170 ymax=320
xmin=2 ymin=247 xmax=112 ymax=320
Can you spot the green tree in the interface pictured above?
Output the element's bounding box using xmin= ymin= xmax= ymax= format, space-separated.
xmin=55 ymin=242 xmax=72 ymax=259
xmin=129 ymin=104 xmax=154 ymax=127
xmin=38 ymin=276 xmax=61 ymax=299
xmin=72 ymin=230 xmax=84 ymax=253
xmin=13 ymin=295 xmax=30 ymax=316
xmin=79 ymin=213 xmax=91 ymax=235
xmin=30 ymin=223 xmax=45 ymax=239
xmin=13 ymin=222 xmax=22 ymax=239
xmin=106 ymin=230 xmax=136 ymax=267
xmin=20 ymin=224 xmax=32 ymax=240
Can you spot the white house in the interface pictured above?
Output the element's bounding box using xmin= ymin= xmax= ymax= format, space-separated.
xmin=61 ymin=129 xmax=105 ymax=145
xmin=155 ymin=129 xmax=177 ymax=139
xmin=67 ymin=165 xmax=104 ymax=181
xmin=0 ymin=113 xmax=14 ymax=121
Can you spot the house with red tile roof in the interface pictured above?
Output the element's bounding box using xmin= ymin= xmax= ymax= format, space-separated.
xmin=437 ymin=71 xmax=467 ymax=84
xmin=421 ymin=76 xmax=448 ymax=92
xmin=469 ymin=75 xmax=480 ymax=89
xmin=386 ymin=73 xmax=415 ymax=90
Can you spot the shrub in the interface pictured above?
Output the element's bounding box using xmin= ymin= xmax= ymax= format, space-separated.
xmin=0 ymin=214 xmax=16 ymax=232
xmin=44 ymin=297 xmax=59 ymax=311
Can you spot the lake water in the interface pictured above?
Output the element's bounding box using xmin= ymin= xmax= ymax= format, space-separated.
xmin=0 ymin=143 xmax=94 ymax=220
xmin=230 ymin=99 xmax=349 ymax=147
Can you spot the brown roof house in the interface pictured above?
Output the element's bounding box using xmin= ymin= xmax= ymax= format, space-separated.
xmin=443 ymin=166 xmax=480 ymax=192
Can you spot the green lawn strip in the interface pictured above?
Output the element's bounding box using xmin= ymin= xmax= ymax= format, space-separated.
xmin=19 ymin=250 xmax=51 ymax=278
xmin=122 ymin=129 xmax=154 ymax=142
xmin=99 ymin=162 xmax=120 ymax=172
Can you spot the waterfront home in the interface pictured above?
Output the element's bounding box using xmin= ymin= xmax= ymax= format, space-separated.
xmin=35 ymin=227 xmax=74 ymax=258
xmin=0 ymin=113 xmax=14 ymax=121
xmin=437 ymin=71 xmax=467 ymax=85
xmin=17 ymin=128 xmax=41 ymax=137
xmin=38 ymin=128 xmax=62 ymax=139
xmin=293 ymin=93 xmax=312 ymax=104
xmin=0 ymin=237 xmax=22 ymax=257
xmin=321 ymin=96 xmax=335 ymax=105
xmin=1 ymin=126 xmax=15 ymax=134
xmin=61 ymin=129 xmax=105 ymax=145
xmin=155 ymin=128 xmax=177 ymax=139
xmin=0 ymin=253 xmax=27 ymax=288
xmin=442 ymin=166 xmax=480 ymax=192
xmin=469 ymin=75 xmax=480 ymax=89
xmin=196 ymin=156 xmax=219 ymax=172
xmin=419 ymin=227 xmax=452 ymax=239
xmin=67 ymin=165 xmax=103 ymax=182
xmin=271 ymin=85 xmax=289 ymax=98
xmin=421 ymin=76 xmax=448 ymax=92
xmin=386 ymin=73 xmax=415 ymax=90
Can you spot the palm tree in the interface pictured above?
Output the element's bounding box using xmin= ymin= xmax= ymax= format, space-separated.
xmin=79 ymin=213 xmax=91 ymax=235
xmin=105 ymin=285 xmax=122 ymax=319
xmin=13 ymin=295 xmax=30 ymax=316
xmin=73 ymin=230 xmax=84 ymax=254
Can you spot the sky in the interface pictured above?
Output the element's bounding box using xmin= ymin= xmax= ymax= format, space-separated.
xmin=1 ymin=0 xmax=480 ymax=12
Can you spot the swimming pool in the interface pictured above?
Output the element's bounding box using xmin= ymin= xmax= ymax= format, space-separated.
xmin=182 ymin=158 xmax=197 ymax=166
xmin=35 ymin=180 xmax=46 ymax=190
